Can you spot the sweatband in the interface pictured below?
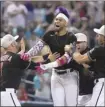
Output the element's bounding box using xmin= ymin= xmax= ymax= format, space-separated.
xmin=56 ymin=13 xmax=69 ymax=22
xmin=64 ymin=52 xmax=72 ymax=63
xmin=57 ymin=58 xmax=66 ymax=66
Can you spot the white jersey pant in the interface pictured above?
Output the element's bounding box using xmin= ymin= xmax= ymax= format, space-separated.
xmin=0 ymin=88 xmax=21 ymax=106
xmin=51 ymin=69 xmax=79 ymax=106
xmin=87 ymin=78 xmax=105 ymax=106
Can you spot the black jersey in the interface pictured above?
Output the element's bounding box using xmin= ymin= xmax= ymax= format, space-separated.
xmin=88 ymin=46 xmax=105 ymax=79
xmin=43 ymin=30 xmax=77 ymax=70
xmin=1 ymin=52 xmax=38 ymax=90
xmin=68 ymin=47 xmax=94 ymax=95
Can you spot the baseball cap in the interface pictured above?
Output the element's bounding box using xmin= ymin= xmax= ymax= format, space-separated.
xmin=75 ymin=33 xmax=87 ymax=42
xmin=93 ymin=25 xmax=105 ymax=36
xmin=1 ymin=34 xmax=19 ymax=48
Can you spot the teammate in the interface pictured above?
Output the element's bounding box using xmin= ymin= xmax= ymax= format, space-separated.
xmin=71 ymin=33 xmax=94 ymax=106
xmin=73 ymin=25 xmax=105 ymax=106
xmin=0 ymin=34 xmax=44 ymax=106
xmin=37 ymin=33 xmax=95 ymax=106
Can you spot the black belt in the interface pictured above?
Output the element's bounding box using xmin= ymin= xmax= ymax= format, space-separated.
xmin=94 ymin=78 xmax=104 ymax=84
xmin=55 ymin=68 xmax=73 ymax=75
xmin=0 ymin=88 xmax=17 ymax=93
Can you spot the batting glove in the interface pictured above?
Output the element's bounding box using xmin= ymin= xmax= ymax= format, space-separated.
xmin=20 ymin=53 xmax=30 ymax=61
xmin=35 ymin=64 xmax=47 ymax=74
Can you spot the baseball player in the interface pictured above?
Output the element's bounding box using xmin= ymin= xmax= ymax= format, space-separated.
xmin=0 ymin=34 xmax=44 ymax=106
xmin=21 ymin=6 xmax=77 ymax=106
xmin=37 ymin=33 xmax=95 ymax=106
xmin=73 ymin=25 xmax=105 ymax=106
xmin=43 ymin=7 xmax=78 ymax=106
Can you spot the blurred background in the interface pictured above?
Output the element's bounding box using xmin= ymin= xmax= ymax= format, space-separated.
xmin=0 ymin=1 xmax=105 ymax=106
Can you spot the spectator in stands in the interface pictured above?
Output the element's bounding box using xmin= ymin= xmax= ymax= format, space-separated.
xmin=6 ymin=1 xmax=28 ymax=28
xmin=33 ymin=73 xmax=51 ymax=100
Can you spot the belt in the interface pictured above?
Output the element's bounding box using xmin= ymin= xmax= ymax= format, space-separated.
xmin=54 ymin=68 xmax=73 ymax=75
xmin=94 ymin=78 xmax=105 ymax=84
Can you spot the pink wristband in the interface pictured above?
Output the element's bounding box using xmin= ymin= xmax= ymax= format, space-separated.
xmin=58 ymin=58 xmax=66 ymax=65
xmin=64 ymin=52 xmax=71 ymax=63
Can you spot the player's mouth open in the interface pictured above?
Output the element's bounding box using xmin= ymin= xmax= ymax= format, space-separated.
xmin=77 ymin=48 xmax=80 ymax=50
xmin=55 ymin=25 xmax=60 ymax=28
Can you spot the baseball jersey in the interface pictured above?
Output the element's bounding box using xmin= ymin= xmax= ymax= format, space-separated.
xmin=87 ymin=46 xmax=105 ymax=79
xmin=68 ymin=47 xmax=94 ymax=95
xmin=43 ymin=30 xmax=77 ymax=70
xmin=1 ymin=52 xmax=38 ymax=90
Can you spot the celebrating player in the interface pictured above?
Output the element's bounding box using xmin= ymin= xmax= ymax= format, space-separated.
xmin=0 ymin=34 xmax=44 ymax=106
xmin=73 ymin=25 xmax=105 ymax=106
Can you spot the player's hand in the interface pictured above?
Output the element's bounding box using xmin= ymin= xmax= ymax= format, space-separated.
xmin=64 ymin=44 xmax=73 ymax=54
xmin=48 ymin=52 xmax=60 ymax=62
xmin=20 ymin=53 xmax=30 ymax=61
xmin=18 ymin=50 xmax=25 ymax=54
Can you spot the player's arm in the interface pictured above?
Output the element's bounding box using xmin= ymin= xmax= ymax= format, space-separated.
xmin=11 ymin=54 xmax=39 ymax=70
xmin=38 ymin=47 xmax=99 ymax=71
xmin=20 ymin=39 xmax=45 ymax=60
xmin=27 ymin=40 xmax=45 ymax=57
xmin=31 ymin=45 xmax=51 ymax=62
xmin=73 ymin=52 xmax=90 ymax=64
xmin=73 ymin=47 xmax=99 ymax=64
xmin=36 ymin=52 xmax=71 ymax=71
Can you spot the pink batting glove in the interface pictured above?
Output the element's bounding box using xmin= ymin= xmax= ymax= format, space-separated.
xmin=20 ymin=53 xmax=30 ymax=61
xmin=35 ymin=66 xmax=47 ymax=74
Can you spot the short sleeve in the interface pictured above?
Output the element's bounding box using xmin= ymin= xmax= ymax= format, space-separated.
xmin=68 ymin=32 xmax=77 ymax=44
xmin=87 ymin=47 xmax=101 ymax=61
xmin=42 ymin=31 xmax=50 ymax=45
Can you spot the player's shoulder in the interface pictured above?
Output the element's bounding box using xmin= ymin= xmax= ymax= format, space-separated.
xmin=90 ymin=46 xmax=105 ymax=54
xmin=94 ymin=45 xmax=105 ymax=51
xmin=43 ymin=30 xmax=55 ymax=42
xmin=98 ymin=46 xmax=105 ymax=53
xmin=7 ymin=52 xmax=20 ymax=61
xmin=67 ymin=32 xmax=77 ymax=41
xmin=67 ymin=31 xmax=75 ymax=37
